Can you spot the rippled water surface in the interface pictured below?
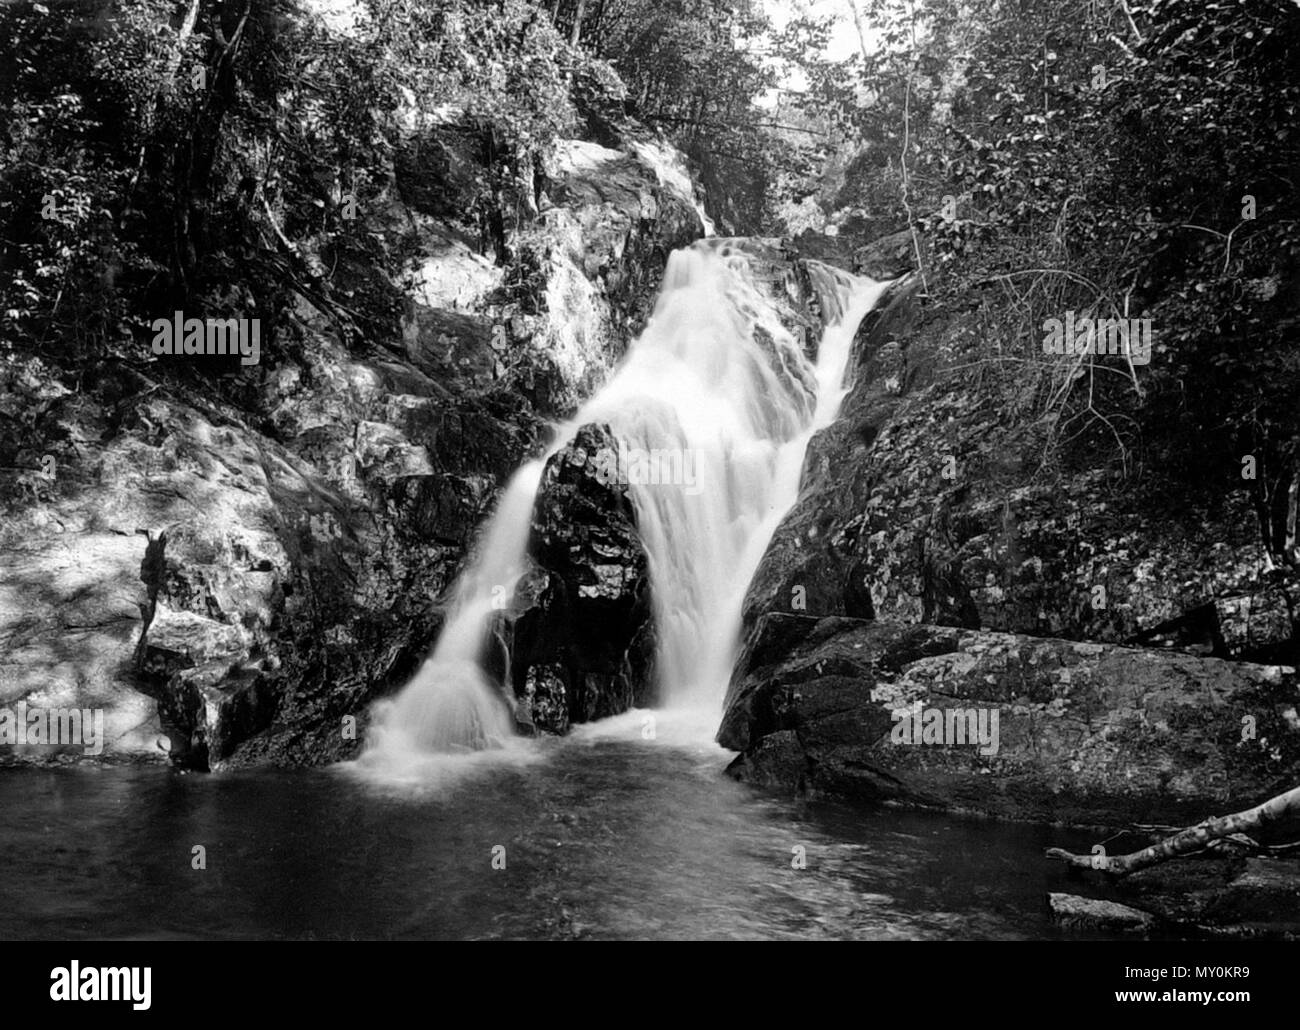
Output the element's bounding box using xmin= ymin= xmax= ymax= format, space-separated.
xmin=0 ymin=714 xmax=1107 ymax=940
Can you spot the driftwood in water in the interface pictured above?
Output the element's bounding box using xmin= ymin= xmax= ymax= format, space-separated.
xmin=1045 ymin=784 xmax=1300 ymax=876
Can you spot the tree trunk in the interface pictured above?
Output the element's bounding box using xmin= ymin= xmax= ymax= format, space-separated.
xmin=847 ymin=0 xmax=871 ymax=62
xmin=569 ymin=0 xmax=586 ymax=47
xmin=124 ymin=0 xmax=202 ymax=207
xmin=590 ymin=0 xmax=608 ymax=48
xmin=1286 ymin=464 xmax=1298 ymax=564
xmin=166 ymin=0 xmax=203 ymax=83
xmin=1046 ymin=784 xmax=1300 ymax=876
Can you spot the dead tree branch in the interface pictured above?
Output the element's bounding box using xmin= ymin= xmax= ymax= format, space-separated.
xmin=1046 ymin=784 xmax=1300 ymax=876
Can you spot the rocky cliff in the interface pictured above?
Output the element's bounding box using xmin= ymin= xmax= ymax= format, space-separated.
xmin=723 ymin=228 xmax=1300 ymax=825
xmin=0 ymin=118 xmax=705 ymax=770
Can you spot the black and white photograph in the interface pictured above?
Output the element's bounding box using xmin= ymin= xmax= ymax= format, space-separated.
xmin=1 ymin=0 xmax=1297 ymax=993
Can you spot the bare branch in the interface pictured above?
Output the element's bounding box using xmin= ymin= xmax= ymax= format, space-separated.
xmin=1047 ymin=784 xmax=1300 ymax=876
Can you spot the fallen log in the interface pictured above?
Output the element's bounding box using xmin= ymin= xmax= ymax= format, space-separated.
xmin=1046 ymin=784 xmax=1300 ymax=876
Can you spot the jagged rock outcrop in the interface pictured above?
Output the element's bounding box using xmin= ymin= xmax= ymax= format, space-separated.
xmin=720 ymin=613 xmax=1300 ymax=825
xmin=506 ymin=424 xmax=655 ymax=733
xmin=740 ymin=244 xmax=1298 ymax=689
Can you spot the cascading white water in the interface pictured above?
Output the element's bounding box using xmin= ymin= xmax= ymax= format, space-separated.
xmin=576 ymin=245 xmax=886 ymax=714
xmin=363 ymin=239 xmax=887 ymax=766
xmin=362 ymin=461 xmax=547 ymax=760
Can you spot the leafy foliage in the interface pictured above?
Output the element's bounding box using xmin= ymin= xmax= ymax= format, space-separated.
xmin=0 ymin=0 xmax=628 ymax=376
xmin=804 ymin=0 xmax=1300 ymax=562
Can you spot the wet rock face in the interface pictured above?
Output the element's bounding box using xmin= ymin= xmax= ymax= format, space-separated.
xmin=508 ymin=424 xmax=655 ymax=734
xmin=0 ymin=118 xmax=704 ymax=770
xmin=741 ymin=274 xmax=1298 ymax=680
xmin=740 ymin=281 xmax=926 ymax=631
xmin=721 ymin=613 xmax=1300 ymax=825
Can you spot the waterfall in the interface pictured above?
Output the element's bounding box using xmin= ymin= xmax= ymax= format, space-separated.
xmin=363 ymin=239 xmax=887 ymax=765
xmin=364 ymin=461 xmax=546 ymax=759
xmin=575 ymin=244 xmax=887 ymax=714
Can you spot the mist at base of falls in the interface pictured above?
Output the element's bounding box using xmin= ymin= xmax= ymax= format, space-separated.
xmin=362 ymin=240 xmax=889 ymax=769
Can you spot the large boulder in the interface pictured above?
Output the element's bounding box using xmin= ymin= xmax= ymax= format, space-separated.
xmin=505 ymin=423 xmax=655 ymax=733
xmin=720 ymin=613 xmax=1300 ymax=825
